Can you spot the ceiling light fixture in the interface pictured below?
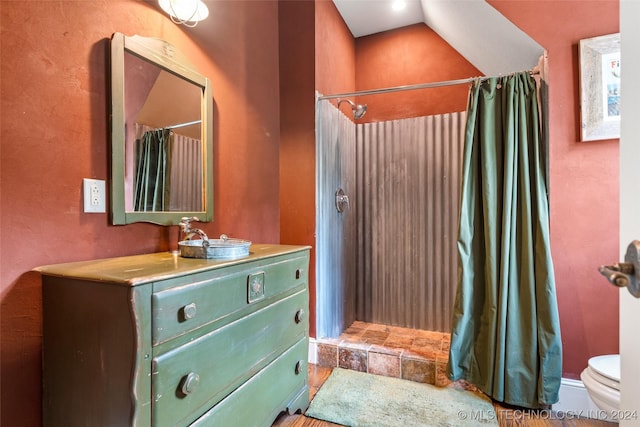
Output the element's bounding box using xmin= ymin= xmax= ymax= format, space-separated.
xmin=392 ymin=0 xmax=407 ymax=11
xmin=158 ymin=0 xmax=209 ymax=27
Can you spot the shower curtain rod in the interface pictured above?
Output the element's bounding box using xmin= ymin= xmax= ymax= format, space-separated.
xmin=165 ymin=119 xmax=201 ymax=130
xmin=317 ymin=70 xmax=540 ymax=100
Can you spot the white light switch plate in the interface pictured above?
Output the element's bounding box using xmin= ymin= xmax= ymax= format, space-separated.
xmin=83 ymin=178 xmax=106 ymax=213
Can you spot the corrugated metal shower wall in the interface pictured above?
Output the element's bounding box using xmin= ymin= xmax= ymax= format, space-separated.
xmin=355 ymin=112 xmax=466 ymax=332
xmin=315 ymin=99 xmax=357 ymax=338
xmin=169 ymin=133 xmax=203 ymax=211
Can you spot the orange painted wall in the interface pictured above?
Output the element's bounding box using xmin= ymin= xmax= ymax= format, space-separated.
xmin=0 ymin=1 xmax=281 ymax=425
xmin=355 ymin=23 xmax=480 ymax=122
xmin=488 ymin=0 xmax=620 ymax=380
xmin=315 ymin=0 xmax=356 ymax=99
xmin=279 ymin=0 xmax=317 ymax=336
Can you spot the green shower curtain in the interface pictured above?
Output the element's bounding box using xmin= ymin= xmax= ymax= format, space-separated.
xmin=133 ymin=128 xmax=173 ymax=211
xmin=447 ymin=72 xmax=562 ymax=409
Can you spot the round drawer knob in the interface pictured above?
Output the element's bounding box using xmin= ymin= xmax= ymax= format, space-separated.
xmin=296 ymin=268 xmax=303 ymax=279
xmin=182 ymin=303 xmax=197 ymax=321
xmin=294 ymin=309 xmax=305 ymax=324
xmin=295 ymin=360 xmax=304 ymax=375
xmin=180 ymin=372 xmax=200 ymax=396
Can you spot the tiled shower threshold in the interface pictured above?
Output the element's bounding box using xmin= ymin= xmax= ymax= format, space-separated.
xmin=315 ymin=321 xmax=452 ymax=386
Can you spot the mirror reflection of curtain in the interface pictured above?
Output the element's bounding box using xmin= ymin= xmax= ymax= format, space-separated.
xmin=133 ymin=124 xmax=202 ymax=212
xmin=134 ymin=128 xmax=172 ymax=211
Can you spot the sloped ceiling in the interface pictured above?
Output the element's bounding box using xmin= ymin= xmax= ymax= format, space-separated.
xmin=332 ymin=0 xmax=544 ymax=76
xmin=332 ymin=0 xmax=425 ymax=37
xmin=136 ymin=70 xmax=202 ymax=139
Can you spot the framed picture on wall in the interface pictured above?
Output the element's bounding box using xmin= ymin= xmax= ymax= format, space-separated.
xmin=579 ymin=33 xmax=620 ymax=141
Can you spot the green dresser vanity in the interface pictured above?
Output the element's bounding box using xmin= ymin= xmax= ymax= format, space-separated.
xmin=38 ymin=244 xmax=310 ymax=426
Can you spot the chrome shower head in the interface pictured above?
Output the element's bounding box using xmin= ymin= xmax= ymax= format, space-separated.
xmin=337 ymin=98 xmax=367 ymax=120
xmin=353 ymin=103 xmax=367 ymax=119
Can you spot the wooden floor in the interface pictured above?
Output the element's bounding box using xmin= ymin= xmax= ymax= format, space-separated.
xmin=272 ymin=365 xmax=618 ymax=427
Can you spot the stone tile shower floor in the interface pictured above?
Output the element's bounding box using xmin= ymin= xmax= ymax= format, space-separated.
xmin=315 ymin=321 xmax=452 ymax=386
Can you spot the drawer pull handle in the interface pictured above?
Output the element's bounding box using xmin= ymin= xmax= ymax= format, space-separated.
xmin=181 ymin=303 xmax=197 ymax=321
xmin=295 ymin=309 xmax=305 ymax=324
xmin=180 ymin=372 xmax=200 ymax=396
xmin=296 ymin=268 xmax=303 ymax=279
xmin=295 ymin=360 xmax=304 ymax=375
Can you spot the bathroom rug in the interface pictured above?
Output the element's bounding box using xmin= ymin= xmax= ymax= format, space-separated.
xmin=305 ymin=368 xmax=498 ymax=427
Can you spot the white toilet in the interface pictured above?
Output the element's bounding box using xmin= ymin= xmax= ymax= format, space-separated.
xmin=580 ymin=354 xmax=620 ymax=417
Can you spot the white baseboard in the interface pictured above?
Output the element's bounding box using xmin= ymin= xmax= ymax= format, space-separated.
xmin=307 ymin=340 xmax=605 ymax=421
xmin=553 ymin=377 xmax=609 ymax=420
xmin=308 ymin=337 xmax=317 ymax=365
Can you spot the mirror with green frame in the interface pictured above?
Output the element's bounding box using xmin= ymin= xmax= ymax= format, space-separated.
xmin=110 ymin=32 xmax=213 ymax=225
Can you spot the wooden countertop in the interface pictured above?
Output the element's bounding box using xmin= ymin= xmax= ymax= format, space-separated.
xmin=35 ymin=244 xmax=310 ymax=286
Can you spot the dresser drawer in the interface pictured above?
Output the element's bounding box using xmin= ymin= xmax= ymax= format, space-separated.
xmin=191 ymin=337 xmax=309 ymax=427
xmin=152 ymin=253 xmax=308 ymax=345
xmin=151 ymin=289 xmax=308 ymax=427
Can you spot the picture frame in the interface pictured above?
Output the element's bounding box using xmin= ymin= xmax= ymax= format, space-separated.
xmin=579 ymin=33 xmax=620 ymax=141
